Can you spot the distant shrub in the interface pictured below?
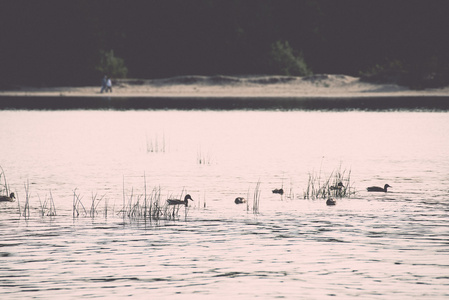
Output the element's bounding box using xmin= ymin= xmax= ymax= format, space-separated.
xmin=269 ymin=40 xmax=312 ymax=76
xmin=96 ymin=50 xmax=128 ymax=78
xmin=361 ymin=58 xmax=449 ymax=89
xmin=360 ymin=59 xmax=406 ymax=85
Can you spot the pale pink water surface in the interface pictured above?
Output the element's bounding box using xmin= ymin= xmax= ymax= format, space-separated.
xmin=1 ymin=109 xmax=448 ymax=299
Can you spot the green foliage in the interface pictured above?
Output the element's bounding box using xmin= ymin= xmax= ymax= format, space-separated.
xmin=361 ymin=58 xmax=449 ymax=89
xmin=360 ymin=60 xmax=406 ymax=85
xmin=96 ymin=50 xmax=128 ymax=78
xmin=269 ymin=41 xmax=312 ymax=76
xmin=2 ymin=1 xmax=449 ymax=87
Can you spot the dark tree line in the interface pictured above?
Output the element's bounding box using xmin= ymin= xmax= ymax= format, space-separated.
xmin=1 ymin=0 xmax=449 ymax=88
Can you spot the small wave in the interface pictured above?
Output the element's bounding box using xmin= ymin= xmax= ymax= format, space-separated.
xmin=213 ymin=270 xmax=288 ymax=278
xmin=87 ymin=276 xmax=141 ymax=282
xmin=213 ymin=271 xmax=250 ymax=278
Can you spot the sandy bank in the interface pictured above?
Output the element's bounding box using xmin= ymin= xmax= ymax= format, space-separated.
xmin=1 ymin=74 xmax=448 ymax=98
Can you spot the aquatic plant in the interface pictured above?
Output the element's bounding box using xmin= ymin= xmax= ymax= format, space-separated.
xmin=37 ymin=189 xmax=57 ymax=217
xmin=197 ymin=147 xmax=212 ymax=165
xmin=47 ymin=190 xmax=57 ymax=216
xmin=252 ymin=180 xmax=262 ymax=214
xmin=147 ymin=186 xmax=164 ymax=220
xmin=0 ymin=165 xmax=10 ymax=196
xmin=72 ymin=189 xmax=108 ymax=219
xmin=286 ymin=179 xmax=296 ymax=200
xmin=22 ymin=180 xmax=30 ymax=218
xmin=73 ymin=188 xmax=87 ymax=218
xmin=146 ymin=134 xmax=166 ymax=153
xmin=303 ymin=165 xmax=355 ymax=199
xmin=117 ymin=175 xmax=190 ymax=221
xmin=89 ymin=192 xmax=106 ymax=218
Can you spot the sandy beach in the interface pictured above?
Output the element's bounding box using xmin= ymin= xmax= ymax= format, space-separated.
xmin=1 ymin=74 xmax=448 ymax=98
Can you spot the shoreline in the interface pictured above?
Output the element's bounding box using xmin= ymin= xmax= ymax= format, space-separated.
xmin=1 ymin=74 xmax=448 ymax=99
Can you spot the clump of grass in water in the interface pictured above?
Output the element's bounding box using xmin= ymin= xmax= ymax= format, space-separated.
xmin=89 ymin=192 xmax=106 ymax=218
xmin=38 ymin=189 xmax=57 ymax=217
xmin=73 ymin=188 xmax=87 ymax=218
xmin=146 ymin=134 xmax=166 ymax=153
xmin=72 ymin=189 xmax=112 ymax=220
xmin=118 ymin=175 xmax=190 ymax=221
xmin=197 ymin=147 xmax=212 ymax=165
xmin=120 ymin=176 xmax=161 ymax=220
xmin=146 ymin=186 xmax=164 ymax=220
xmin=66 ymin=174 xmax=198 ymax=222
xmin=303 ymin=165 xmax=355 ymax=199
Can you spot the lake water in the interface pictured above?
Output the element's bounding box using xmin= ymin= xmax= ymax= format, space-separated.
xmin=1 ymin=99 xmax=449 ymax=299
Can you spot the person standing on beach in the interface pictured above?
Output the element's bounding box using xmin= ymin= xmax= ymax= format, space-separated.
xmin=106 ymin=77 xmax=112 ymax=93
xmin=100 ymin=75 xmax=107 ymax=93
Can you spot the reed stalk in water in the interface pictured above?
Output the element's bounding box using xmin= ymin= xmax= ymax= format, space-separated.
xmin=286 ymin=179 xmax=295 ymax=200
xmin=39 ymin=190 xmax=57 ymax=217
xmin=197 ymin=147 xmax=212 ymax=165
xmin=0 ymin=165 xmax=9 ymax=196
xmin=38 ymin=194 xmax=45 ymax=217
xmin=149 ymin=186 xmax=163 ymax=219
xmin=89 ymin=192 xmax=106 ymax=218
xmin=253 ymin=180 xmax=261 ymax=214
xmin=73 ymin=188 xmax=87 ymax=218
xmin=146 ymin=133 xmax=166 ymax=153
xmin=143 ymin=173 xmax=148 ymax=218
xmin=22 ymin=180 xmax=30 ymax=218
xmin=48 ymin=189 xmax=57 ymax=216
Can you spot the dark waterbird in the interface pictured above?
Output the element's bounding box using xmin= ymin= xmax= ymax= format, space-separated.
xmin=0 ymin=193 xmax=15 ymax=202
xmin=167 ymin=194 xmax=193 ymax=206
xmin=367 ymin=184 xmax=392 ymax=192
xmin=326 ymin=198 xmax=336 ymax=206
xmin=234 ymin=197 xmax=246 ymax=204
xmin=272 ymin=188 xmax=284 ymax=195
xmin=330 ymin=182 xmax=344 ymax=190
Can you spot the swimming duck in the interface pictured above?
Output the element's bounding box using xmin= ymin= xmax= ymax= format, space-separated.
xmin=330 ymin=182 xmax=344 ymax=190
xmin=272 ymin=188 xmax=284 ymax=195
xmin=367 ymin=184 xmax=391 ymax=192
xmin=234 ymin=197 xmax=246 ymax=204
xmin=167 ymin=194 xmax=193 ymax=206
xmin=0 ymin=193 xmax=15 ymax=202
xmin=326 ymin=198 xmax=336 ymax=206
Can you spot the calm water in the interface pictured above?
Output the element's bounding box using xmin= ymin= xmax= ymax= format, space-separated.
xmin=1 ymin=104 xmax=449 ymax=299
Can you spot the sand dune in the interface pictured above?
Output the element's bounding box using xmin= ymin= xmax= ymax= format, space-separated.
xmin=1 ymin=74 xmax=448 ymax=98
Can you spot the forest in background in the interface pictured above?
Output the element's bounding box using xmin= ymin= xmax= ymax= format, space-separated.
xmin=1 ymin=0 xmax=448 ymax=89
